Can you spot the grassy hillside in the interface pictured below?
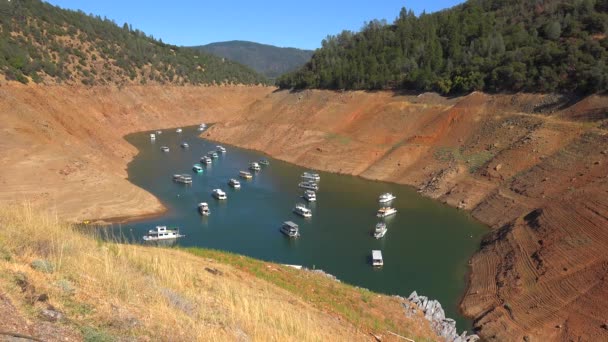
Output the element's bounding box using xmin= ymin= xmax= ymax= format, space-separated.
xmin=278 ymin=0 xmax=608 ymax=94
xmin=0 ymin=203 xmax=437 ymax=341
xmin=193 ymin=41 xmax=313 ymax=79
xmin=0 ymin=0 xmax=267 ymax=85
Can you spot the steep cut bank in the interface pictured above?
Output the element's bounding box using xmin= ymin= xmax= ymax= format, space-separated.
xmin=0 ymin=84 xmax=274 ymax=221
xmin=204 ymin=89 xmax=608 ymax=341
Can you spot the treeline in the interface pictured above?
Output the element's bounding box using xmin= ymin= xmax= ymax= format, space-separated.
xmin=0 ymin=0 xmax=267 ymax=85
xmin=277 ymin=0 xmax=608 ymax=94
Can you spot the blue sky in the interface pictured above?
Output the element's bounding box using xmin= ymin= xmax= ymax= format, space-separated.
xmin=46 ymin=0 xmax=464 ymax=50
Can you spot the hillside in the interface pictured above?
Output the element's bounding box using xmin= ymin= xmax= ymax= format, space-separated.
xmin=193 ymin=41 xmax=313 ymax=79
xmin=203 ymin=89 xmax=608 ymax=341
xmin=277 ymin=0 xmax=608 ymax=94
xmin=0 ymin=0 xmax=267 ymax=85
xmin=0 ymin=204 xmax=439 ymax=341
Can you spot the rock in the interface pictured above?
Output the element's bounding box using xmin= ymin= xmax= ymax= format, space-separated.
xmin=601 ymin=323 xmax=608 ymax=330
xmin=494 ymin=163 xmax=503 ymax=171
xmin=205 ymin=267 xmax=223 ymax=276
xmin=41 ymin=308 xmax=63 ymax=322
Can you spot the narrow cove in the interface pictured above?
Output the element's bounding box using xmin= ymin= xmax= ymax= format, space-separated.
xmin=121 ymin=125 xmax=487 ymax=327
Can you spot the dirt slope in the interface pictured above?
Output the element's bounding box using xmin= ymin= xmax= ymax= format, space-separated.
xmin=0 ymin=84 xmax=274 ymax=221
xmin=204 ymin=89 xmax=608 ymax=341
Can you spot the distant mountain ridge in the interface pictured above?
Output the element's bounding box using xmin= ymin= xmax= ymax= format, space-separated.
xmin=192 ymin=41 xmax=313 ymax=79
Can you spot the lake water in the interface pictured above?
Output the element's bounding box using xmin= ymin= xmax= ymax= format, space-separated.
xmin=122 ymin=126 xmax=487 ymax=328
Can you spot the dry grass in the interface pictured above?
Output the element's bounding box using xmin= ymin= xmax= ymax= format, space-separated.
xmin=0 ymin=203 xmax=436 ymax=341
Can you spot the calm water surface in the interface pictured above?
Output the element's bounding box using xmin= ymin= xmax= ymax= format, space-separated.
xmin=122 ymin=126 xmax=487 ymax=327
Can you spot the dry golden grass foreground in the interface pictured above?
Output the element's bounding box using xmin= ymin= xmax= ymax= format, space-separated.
xmin=0 ymin=204 xmax=438 ymax=341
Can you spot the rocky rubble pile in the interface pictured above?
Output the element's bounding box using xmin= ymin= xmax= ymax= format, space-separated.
xmin=405 ymin=291 xmax=479 ymax=342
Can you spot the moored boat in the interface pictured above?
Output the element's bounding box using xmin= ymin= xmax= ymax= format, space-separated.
xmin=212 ymin=188 xmax=227 ymax=200
xmin=298 ymin=182 xmax=319 ymax=191
xmin=373 ymin=223 xmax=387 ymax=239
xmin=173 ymin=174 xmax=192 ymax=184
xmin=207 ymin=151 xmax=219 ymax=159
xmin=216 ymin=145 xmax=227 ymax=153
xmin=192 ymin=164 xmax=203 ymax=173
xmin=198 ymin=202 xmax=210 ymax=216
xmin=150 ymin=133 xmax=156 ymax=140
xmin=371 ymin=250 xmax=383 ymax=267
xmin=377 ymin=207 xmax=397 ymax=218
xmin=160 ymin=146 xmax=170 ymax=152
xmin=249 ymin=162 xmax=261 ymax=171
xmin=293 ymin=204 xmax=312 ymax=218
xmin=302 ymin=190 xmax=316 ymax=202
xmin=259 ymin=159 xmax=270 ymax=166
xmin=176 ymin=128 xmax=182 ymax=133
xmin=378 ymin=193 xmax=396 ymax=203
xmin=181 ymin=142 xmax=189 ymax=148
xmin=301 ymin=172 xmax=320 ymax=182
xmin=239 ymin=171 xmax=253 ymax=179
xmin=228 ymin=178 xmax=241 ymax=188
xmin=201 ymin=156 xmax=213 ymax=165
xmin=280 ymin=221 xmax=300 ymax=238
xmin=143 ymin=226 xmax=184 ymax=241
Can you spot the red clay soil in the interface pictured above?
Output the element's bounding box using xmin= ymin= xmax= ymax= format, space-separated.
xmin=204 ymin=89 xmax=608 ymax=341
xmin=2 ymin=84 xmax=608 ymax=340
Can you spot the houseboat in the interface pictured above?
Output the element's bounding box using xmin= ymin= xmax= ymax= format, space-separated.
xmin=228 ymin=178 xmax=241 ymax=189
xmin=298 ymin=182 xmax=319 ymax=191
xmin=301 ymin=172 xmax=320 ymax=182
xmin=239 ymin=171 xmax=253 ymax=179
xmin=198 ymin=202 xmax=210 ymax=216
xmin=280 ymin=221 xmax=300 ymax=238
xmin=302 ymin=190 xmax=317 ymax=202
xmin=212 ymin=189 xmax=227 ymax=200
xmin=201 ymin=156 xmax=213 ymax=165
xmin=150 ymin=133 xmax=156 ymax=140
xmin=259 ymin=159 xmax=270 ymax=166
xmin=192 ymin=164 xmax=203 ymax=173
xmin=176 ymin=128 xmax=182 ymax=133
xmin=379 ymin=193 xmax=396 ymax=203
xmin=293 ymin=204 xmax=312 ymax=218
xmin=371 ymin=250 xmax=383 ymax=267
xmin=143 ymin=226 xmax=184 ymax=241
xmin=373 ymin=223 xmax=388 ymax=239
xmin=181 ymin=142 xmax=189 ymax=148
xmin=377 ymin=207 xmax=397 ymax=218
xmin=160 ymin=146 xmax=170 ymax=152
xmin=217 ymin=146 xmax=227 ymax=153
xmin=173 ymin=174 xmax=192 ymax=184
xmin=249 ymin=162 xmax=261 ymax=171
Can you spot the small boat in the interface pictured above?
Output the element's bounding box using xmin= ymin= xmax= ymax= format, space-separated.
xmin=371 ymin=250 xmax=383 ymax=267
xmin=239 ymin=171 xmax=253 ymax=179
xmin=192 ymin=164 xmax=203 ymax=173
xmin=207 ymin=151 xmax=219 ymax=159
xmin=198 ymin=202 xmax=210 ymax=216
xmin=259 ymin=159 xmax=270 ymax=166
xmin=143 ymin=226 xmax=184 ymax=241
xmin=301 ymin=172 xmax=320 ymax=182
xmin=228 ymin=178 xmax=241 ymax=189
xmin=373 ymin=223 xmax=387 ymax=239
xmin=298 ymin=182 xmax=319 ymax=191
xmin=176 ymin=128 xmax=182 ymax=133
xmin=212 ymin=188 xmax=227 ymax=200
xmin=377 ymin=207 xmax=397 ymax=218
xmin=280 ymin=221 xmax=300 ymax=238
xmin=293 ymin=204 xmax=312 ymax=218
xmin=181 ymin=142 xmax=189 ymax=148
xmin=249 ymin=162 xmax=261 ymax=171
xmin=150 ymin=133 xmax=156 ymax=140
xmin=379 ymin=193 xmax=396 ymax=203
xmin=216 ymin=146 xmax=227 ymax=153
xmin=302 ymin=190 xmax=316 ymax=202
xmin=201 ymin=157 xmax=213 ymax=165
xmin=160 ymin=146 xmax=170 ymax=152
xmin=156 ymin=130 xmax=162 ymax=135
xmin=173 ymin=174 xmax=192 ymax=184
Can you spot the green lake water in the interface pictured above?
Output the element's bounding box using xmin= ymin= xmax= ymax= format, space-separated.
xmin=122 ymin=126 xmax=487 ymax=328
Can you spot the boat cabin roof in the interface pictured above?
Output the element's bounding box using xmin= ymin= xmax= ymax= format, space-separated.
xmin=283 ymin=221 xmax=299 ymax=228
xmin=372 ymin=250 xmax=383 ymax=260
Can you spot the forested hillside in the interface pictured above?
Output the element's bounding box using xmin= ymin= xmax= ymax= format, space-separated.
xmin=193 ymin=41 xmax=313 ymax=79
xmin=0 ymin=0 xmax=267 ymax=85
xmin=277 ymin=0 xmax=608 ymax=94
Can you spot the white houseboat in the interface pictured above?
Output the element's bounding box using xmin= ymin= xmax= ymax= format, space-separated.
xmin=198 ymin=202 xmax=210 ymax=216
xmin=373 ymin=223 xmax=388 ymax=239
xmin=143 ymin=226 xmax=184 ymax=241
xmin=176 ymin=128 xmax=182 ymax=133
xmin=293 ymin=204 xmax=312 ymax=218
xmin=228 ymin=178 xmax=241 ymax=189
xmin=379 ymin=193 xmax=396 ymax=203
xmin=371 ymin=250 xmax=383 ymax=267
xmin=160 ymin=146 xmax=170 ymax=152
xmin=280 ymin=221 xmax=300 ymax=238
xmin=212 ymin=189 xmax=227 ymax=200
xmin=298 ymin=182 xmax=319 ymax=191
xmin=302 ymin=190 xmax=317 ymax=202
xmin=239 ymin=171 xmax=253 ymax=179
xmin=377 ymin=207 xmax=397 ymax=218
xmin=217 ymin=145 xmax=227 ymax=153
xmin=301 ymin=172 xmax=321 ymax=182
xmin=249 ymin=162 xmax=261 ymax=171
xmin=173 ymin=174 xmax=192 ymax=184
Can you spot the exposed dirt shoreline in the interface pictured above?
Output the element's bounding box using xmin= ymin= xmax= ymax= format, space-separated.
xmin=2 ymin=84 xmax=608 ymax=341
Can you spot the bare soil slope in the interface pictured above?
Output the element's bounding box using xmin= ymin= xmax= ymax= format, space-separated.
xmin=205 ymin=89 xmax=608 ymax=341
xmin=0 ymin=84 xmax=274 ymax=221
